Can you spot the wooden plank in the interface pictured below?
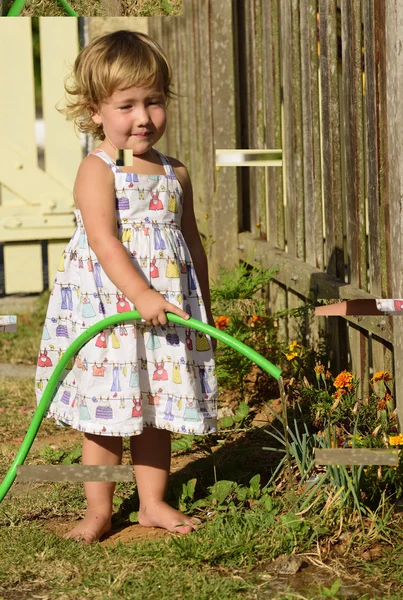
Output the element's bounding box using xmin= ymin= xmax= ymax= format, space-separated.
xmin=262 ymin=0 xmax=284 ymax=249
xmin=315 ymin=448 xmax=399 ymax=466
xmin=245 ymin=0 xmax=266 ymax=239
xmin=0 ymin=19 xmax=37 ymax=167
xmin=318 ymin=0 xmax=343 ymax=279
xmin=192 ymin=1 xmax=214 ymax=246
xmin=363 ymin=1 xmax=382 ymax=297
xmin=0 ymin=142 xmax=74 ymax=212
xmin=18 ymin=465 xmax=134 ymax=482
xmin=40 ymin=18 xmax=82 ymax=189
xmin=341 ymin=0 xmax=366 ymax=290
xmin=385 ymin=0 xmax=403 ymax=428
xmin=4 ymin=243 xmax=43 ymax=294
xmin=340 ymin=0 xmax=368 ymax=394
xmin=0 ymin=19 xmax=37 ymax=210
xmin=280 ymin=0 xmax=304 ymax=259
xmin=238 ymin=231 xmax=393 ymax=343
xmin=300 ymin=0 xmax=323 ymax=271
xmin=209 ymin=0 xmax=239 ymax=276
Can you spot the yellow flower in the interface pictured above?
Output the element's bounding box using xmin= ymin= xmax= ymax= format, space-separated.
xmin=285 ymin=352 xmax=298 ymax=361
xmin=389 ymin=434 xmax=403 ymax=446
xmin=372 ymin=371 xmax=392 ymax=383
xmin=333 ymin=370 xmax=354 ymax=389
xmin=289 ymin=340 xmax=300 ymax=351
xmin=314 ymin=364 xmax=325 ymax=375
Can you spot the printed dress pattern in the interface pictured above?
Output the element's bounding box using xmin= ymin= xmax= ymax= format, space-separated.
xmin=35 ymin=148 xmax=218 ymax=436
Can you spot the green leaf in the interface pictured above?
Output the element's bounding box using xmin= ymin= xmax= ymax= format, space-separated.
xmin=209 ymin=480 xmax=234 ymax=504
xmin=263 ymin=496 xmax=273 ymax=511
xmin=219 ymin=416 xmax=234 ymax=428
xmin=186 ymin=478 xmax=197 ymax=500
xmin=236 ymin=401 xmax=249 ymax=418
xmin=191 ymin=498 xmax=207 ymax=509
xmin=62 ymin=447 xmax=82 ymax=464
xmin=249 ymin=474 xmax=261 ymax=494
xmin=129 ymin=511 xmax=138 ymax=523
xmin=171 ymin=436 xmax=194 ymax=453
xmin=236 ymin=486 xmax=249 ymax=502
xmin=281 ymin=513 xmax=303 ymax=530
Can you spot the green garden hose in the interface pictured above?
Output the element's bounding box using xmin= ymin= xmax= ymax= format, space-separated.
xmin=7 ymin=0 xmax=78 ymax=16
xmin=0 ymin=311 xmax=281 ymax=504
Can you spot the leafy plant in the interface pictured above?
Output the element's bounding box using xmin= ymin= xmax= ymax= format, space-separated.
xmin=219 ymin=401 xmax=250 ymax=429
xmin=210 ymin=261 xmax=277 ymax=305
xmin=37 ymin=444 xmax=82 ymax=465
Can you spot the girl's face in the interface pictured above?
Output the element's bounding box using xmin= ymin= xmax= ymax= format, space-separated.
xmin=92 ymin=81 xmax=167 ymax=158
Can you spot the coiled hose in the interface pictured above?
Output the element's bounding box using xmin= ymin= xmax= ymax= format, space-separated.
xmin=0 ymin=310 xmax=281 ymax=503
xmin=7 ymin=0 xmax=78 ymax=16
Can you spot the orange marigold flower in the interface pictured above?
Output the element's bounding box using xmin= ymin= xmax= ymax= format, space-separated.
xmin=314 ymin=364 xmax=325 ymax=375
xmin=333 ymin=388 xmax=347 ymax=400
xmin=377 ymin=400 xmax=387 ymax=411
xmin=216 ymin=316 xmax=230 ymax=329
xmin=326 ymin=370 xmax=332 ymax=379
xmin=333 ymin=370 xmax=354 ymax=389
xmin=372 ymin=371 xmax=392 ymax=383
xmin=389 ymin=434 xmax=403 ymax=446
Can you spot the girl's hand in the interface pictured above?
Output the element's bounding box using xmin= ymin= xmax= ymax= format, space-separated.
xmin=135 ymin=288 xmax=190 ymax=327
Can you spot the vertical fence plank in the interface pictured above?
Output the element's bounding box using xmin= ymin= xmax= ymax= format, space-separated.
xmin=318 ymin=0 xmax=344 ymax=374
xmin=244 ymin=0 xmax=266 ymax=240
xmin=263 ymin=0 xmax=287 ymax=331
xmin=40 ymin=18 xmax=82 ymax=191
xmin=363 ymin=0 xmax=386 ymax=377
xmin=280 ymin=0 xmax=304 ymax=260
xmin=300 ymin=0 xmax=324 ymax=349
xmin=300 ymin=0 xmax=323 ymax=271
xmin=386 ymin=0 xmax=403 ymax=428
xmin=341 ymin=0 xmax=368 ymax=393
xmin=318 ymin=0 xmax=343 ymax=279
xmin=262 ymin=0 xmax=284 ymax=249
xmin=195 ymin=0 xmax=215 ymax=248
xmin=209 ymin=0 xmax=239 ymax=274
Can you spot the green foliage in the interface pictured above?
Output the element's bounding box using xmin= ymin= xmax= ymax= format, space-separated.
xmin=171 ymin=435 xmax=195 ymax=453
xmin=316 ymin=579 xmax=342 ymax=599
xmin=38 ymin=443 xmax=82 ymax=465
xmin=210 ymin=261 xmax=277 ymax=304
xmin=219 ymin=401 xmax=250 ymax=429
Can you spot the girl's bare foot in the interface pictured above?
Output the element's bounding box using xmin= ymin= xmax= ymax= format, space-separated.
xmin=138 ymin=501 xmax=200 ymax=534
xmin=64 ymin=510 xmax=112 ymax=544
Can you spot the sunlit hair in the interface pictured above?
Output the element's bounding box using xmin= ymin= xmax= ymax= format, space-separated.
xmin=58 ymin=30 xmax=175 ymax=140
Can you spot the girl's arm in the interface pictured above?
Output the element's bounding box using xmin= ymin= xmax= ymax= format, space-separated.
xmin=173 ymin=161 xmax=215 ymax=329
xmin=74 ymin=155 xmax=189 ymax=327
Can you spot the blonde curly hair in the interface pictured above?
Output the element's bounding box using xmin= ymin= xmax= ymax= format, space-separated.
xmin=59 ymin=30 xmax=175 ymax=141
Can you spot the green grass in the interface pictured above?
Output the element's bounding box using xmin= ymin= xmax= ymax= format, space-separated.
xmin=1 ymin=299 xmax=403 ymax=598
xmin=12 ymin=0 xmax=182 ymax=16
xmin=0 ymin=292 xmax=48 ymax=365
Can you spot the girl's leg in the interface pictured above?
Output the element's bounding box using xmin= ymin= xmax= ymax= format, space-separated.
xmin=66 ymin=433 xmax=123 ymax=543
xmin=131 ymin=428 xmax=198 ymax=534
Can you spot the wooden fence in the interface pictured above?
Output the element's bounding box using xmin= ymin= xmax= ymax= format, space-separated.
xmin=149 ymin=0 xmax=403 ymax=425
xmin=1 ymin=4 xmax=403 ymax=423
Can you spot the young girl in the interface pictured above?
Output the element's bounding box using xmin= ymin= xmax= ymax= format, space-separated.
xmin=35 ymin=30 xmax=218 ymax=543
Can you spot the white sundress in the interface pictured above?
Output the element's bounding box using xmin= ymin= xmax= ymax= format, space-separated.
xmin=35 ymin=148 xmax=218 ymax=437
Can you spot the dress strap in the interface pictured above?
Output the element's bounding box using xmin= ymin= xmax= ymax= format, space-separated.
xmin=89 ymin=148 xmax=122 ymax=173
xmin=154 ymin=149 xmax=176 ymax=177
